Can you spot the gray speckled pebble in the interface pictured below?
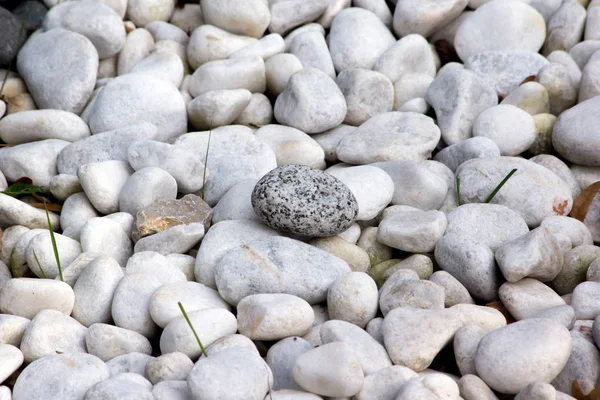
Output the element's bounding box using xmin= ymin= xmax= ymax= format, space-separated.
xmin=251 ymin=164 xmax=358 ymax=237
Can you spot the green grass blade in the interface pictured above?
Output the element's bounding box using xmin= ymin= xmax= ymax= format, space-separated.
xmin=455 ymin=176 xmax=461 ymax=206
xmin=484 ymin=169 xmax=517 ymax=204
xmin=32 ymin=249 xmax=47 ymax=279
xmin=200 ymin=130 xmax=212 ymax=201
xmin=178 ymin=301 xmax=208 ymax=358
xmin=44 ymin=200 xmax=63 ymax=282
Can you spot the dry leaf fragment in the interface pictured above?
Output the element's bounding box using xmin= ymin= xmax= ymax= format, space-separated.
xmin=570 ymin=181 xmax=600 ymax=222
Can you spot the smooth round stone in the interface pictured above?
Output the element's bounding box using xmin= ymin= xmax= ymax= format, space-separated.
xmin=527 ymin=113 xmax=557 ymax=156
xmin=396 ymin=374 xmax=460 ymax=400
xmin=426 ymin=68 xmax=498 ymax=145
xmin=84 ymin=373 xmax=153 ymax=399
xmin=499 ymin=278 xmax=566 ymax=320
xmin=160 ymin=308 xmax=237 ymax=359
xmin=553 ymin=96 xmax=600 ymax=166
xmin=536 ymin=62 xmax=579 ymax=116
xmin=205 ymin=334 xmax=260 ymax=357
xmin=336 ymin=69 xmax=393 ymax=127
xmin=17 ymin=28 xmax=98 ymax=114
xmin=49 ymin=174 xmax=83 ymax=202
xmin=309 ymin=235 xmax=369 ymax=273
xmin=105 ymin=352 xmax=155 ymax=377
xmin=269 ymin=0 xmax=329 ymax=35
xmin=356 ymin=226 xmax=392 ymax=266
xmin=444 ymin=204 xmax=529 ymax=251
xmin=460 ymin=375 xmax=500 ymax=400
xmin=327 ymin=272 xmax=378 ymax=328
xmin=265 ymin=53 xmax=304 ymax=96
xmin=56 ymin=122 xmax=159 ymax=176
xmin=118 ymin=167 xmax=177 ymax=216
xmin=293 ymin=342 xmax=364 ymax=397
xmin=497 ymin=227 xmax=563 ymax=283
xmin=544 ymin=0 xmax=586 ymax=55
xmin=337 ymin=112 xmax=440 ymax=164
xmin=133 ymin=223 xmax=204 ymax=257
xmin=475 ymin=319 xmax=572 ymax=394
xmin=126 ymin=0 xmax=174 ymax=26
xmin=78 ymin=160 xmax=133 ymax=215
xmin=354 ymin=365 xmax=417 ymax=400
xmin=588 ymin=258 xmax=600 ymax=281
xmin=230 ymin=33 xmax=285 ymax=61
xmin=454 ymin=325 xmax=488 ymax=376
xmin=188 ymin=348 xmax=272 ymax=399
xmin=392 ymin=73 xmax=433 ymax=111
xmin=146 ymin=352 xmax=193 ymax=385
xmin=429 ymin=271 xmax=475 ymax=307
xmin=553 ymin=245 xmax=600 ymax=295
xmin=326 ymin=165 xmax=393 ymax=221
xmin=129 ymin=51 xmax=184 ymax=87
xmin=546 ymin=49 xmax=582 ymax=86
xmin=149 ymin=281 xmax=231 ymax=328
xmin=379 ymin=273 xmax=444 ymax=315
xmin=187 ymin=89 xmax=252 ymax=130
xmin=195 ymin=219 xmax=279 ymax=289
xmin=393 ymin=0 xmax=467 ymax=37
xmin=455 ymin=1 xmax=546 ymax=62
xmin=569 ymin=40 xmax=600 ymax=69
xmin=329 ymin=8 xmax=395 ymax=72
xmin=12 ymin=353 xmax=109 ymax=400
xmin=20 ymin=309 xmax=87 ymax=363
xmin=237 ymin=294 xmax=314 ymax=340
xmin=434 ymin=137 xmax=500 ymax=173
xmin=251 ymin=164 xmax=358 ymax=237
xmin=311 ymin=124 xmax=355 ymax=163
xmin=435 ymin=233 xmax=500 ymax=302
xmin=117 ymin=28 xmax=154 ymax=75
xmin=254 ymin=125 xmax=326 ymax=169
xmin=146 ymin=21 xmax=189 ymax=45
xmin=378 ymin=209 xmax=447 ymax=253
xmin=502 ymin=82 xmax=550 ymax=115
xmin=526 ymin=304 xmax=576 ymax=330
xmin=321 ymin=319 xmax=392 ymax=376
xmin=266 ymin=336 xmax=312 ymax=391
xmin=456 ymin=157 xmax=573 ymax=227
xmin=274 ymin=68 xmax=346 ymax=134
xmin=571 ymin=281 xmax=600 ymax=319
xmin=71 ymin=256 xmax=124 ymax=327
xmin=187 ymin=25 xmax=256 ymax=68
xmin=201 ymin=0 xmax=269 ymax=38
xmin=374 ymin=34 xmax=437 ymax=83
xmin=188 ymin=56 xmax=266 ymax=96
xmin=234 ymin=93 xmax=274 ymax=128
xmin=60 ymin=192 xmax=100 ymax=235
xmin=26 ymin=230 xmax=82 ymax=279
xmin=86 ymin=323 xmax=152 ymax=362
xmin=530 ymin=155 xmax=581 ymax=200
xmin=10 ymin=229 xmax=45 ymax=278
xmin=0 ymin=314 xmax=29 ymax=347
xmin=89 ymin=74 xmax=186 ymax=143
xmin=465 ymin=51 xmax=549 ymax=97
xmin=0 ymin=344 xmax=23 ymax=384
xmin=80 ymin=218 xmax=132 ymax=267
xmin=0 ymin=110 xmax=90 ymax=145
xmin=353 ymin=0 xmax=392 ymax=28
xmin=43 ymin=1 xmax=125 ymax=59
xmin=288 ymin=30 xmax=335 ymax=78
xmin=0 ymin=139 xmax=69 ymax=188
xmin=111 ymin=273 xmax=163 ymax=338
xmin=125 ymin=252 xmax=187 ymax=284
xmin=383 ymin=307 xmax=462 ymax=372
xmin=214 ymin=236 xmax=351 ymax=306
xmin=551 ymin=331 xmax=600 ymax=395
xmin=174 ymin=126 xmax=276 ymax=206
xmin=128 ymin=140 xmax=206 ymax=194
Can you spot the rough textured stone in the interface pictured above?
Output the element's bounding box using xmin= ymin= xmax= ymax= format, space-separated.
xmin=251 ymin=164 xmax=358 ymax=237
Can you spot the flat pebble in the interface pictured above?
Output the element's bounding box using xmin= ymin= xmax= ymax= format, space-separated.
xmin=429 ymin=271 xmax=475 ymax=307
xmin=454 ymin=325 xmax=488 ymax=376
xmin=133 ymin=222 xmax=205 ymax=255
xmin=499 ymin=278 xmax=566 ymax=320
xmin=187 ymin=89 xmax=252 ymax=131
xmin=337 ymin=112 xmax=441 ymax=164
xmin=117 ymin=28 xmax=154 ymax=75
xmin=552 ymin=245 xmax=600 ymax=295
xmin=84 ymin=373 xmax=153 ymax=400
xmin=118 ymin=167 xmax=177 ymax=216
xmin=0 ymin=314 xmax=29 ymax=347
xmin=254 ymin=125 xmax=326 ymax=169
xmin=327 ymin=272 xmax=378 ymax=328
xmin=288 ymin=31 xmax=335 ymax=78
xmin=458 ymin=375 xmax=499 ymax=400
xmin=309 ymin=236 xmax=370 ymax=272
xmin=146 ymin=352 xmax=193 ymax=384
xmin=395 ymin=373 xmax=460 ymax=400
xmin=0 ymin=139 xmax=69 ymax=187
xmin=354 ymin=365 xmax=417 ymax=400
xmin=553 ymin=96 xmax=600 ymax=166
xmin=267 ymin=336 xmax=313 ymax=391
xmin=78 ymin=160 xmax=133 ymax=215
xmin=336 ymin=69 xmax=394 ymax=126
xmin=375 ymin=34 xmax=436 ymax=83
xmin=544 ymin=0 xmax=586 ymax=55
xmin=571 ymin=281 xmax=600 ymax=319
xmin=0 ymin=344 xmax=23 ymax=384
xmin=85 ymin=323 xmax=152 ymax=362
xmin=79 ymin=218 xmax=132 ymax=267
xmin=26 ymin=229 xmax=82 ymax=278
xmin=501 ymin=81 xmax=550 ymax=115
xmin=552 ymin=332 xmax=600 ymax=394
xmin=252 ymin=164 xmax=358 ymax=237
xmin=475 ymin=319 xmax=572 ymax=394
xmin=106 ymin=352 xmax=154 ymax=378
xmin=188 ymin=56 xmax=265 ymax=96
xmin=378 ymin=209 xmax=447 ymax=253
xmin=0 ymin=110 xmax=90 ymax=145
xmin=393 ymin=0 xmax=467 ymax=38
xmin=215 ymin=236 xmax=351 ymax=306
xmin=12 ymin=353 xmax=108 ymax=400
xmin=268 ymin=0 xmax=329 ymax=35
xmin=472 ymin=105 xmax=537 ymax=156
xmin=265 ymin=53 xmax=304 ymax=96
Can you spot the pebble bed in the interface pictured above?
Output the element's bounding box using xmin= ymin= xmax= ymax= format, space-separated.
xmin=0 ymin=0 xmax=599 ymax=399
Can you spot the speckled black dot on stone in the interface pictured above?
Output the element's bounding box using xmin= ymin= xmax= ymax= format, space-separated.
xmin=251 ymin=164 xmax=359 ymax=237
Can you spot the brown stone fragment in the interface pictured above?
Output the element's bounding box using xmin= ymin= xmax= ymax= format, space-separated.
xmin=133 ymin=194 xmax=212 ymax=241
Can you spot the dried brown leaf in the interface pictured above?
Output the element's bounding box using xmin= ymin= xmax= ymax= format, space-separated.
xmin=520 ymin=75 xmax=536 ymax=85
xmin=588 ymin=387 xmax=600 ymax=400
xmin=572 ymin=380 xmax=586 ymax=400
xmin=570 ymin=181 xmax=600 ymax=222
xmin=31 ymin=203 xmax=61 ymax=212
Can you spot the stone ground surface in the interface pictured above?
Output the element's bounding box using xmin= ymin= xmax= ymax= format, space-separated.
xmin=0 ymin=0 xmax=599 ymax=399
